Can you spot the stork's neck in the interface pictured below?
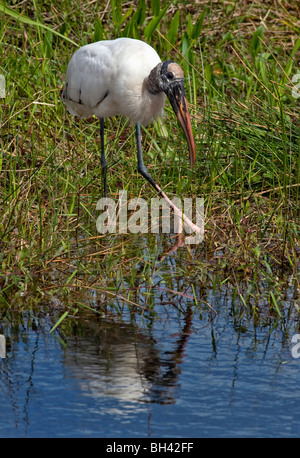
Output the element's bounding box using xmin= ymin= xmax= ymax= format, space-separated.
xmin=147 ymin=63 xmax=163 ymax=95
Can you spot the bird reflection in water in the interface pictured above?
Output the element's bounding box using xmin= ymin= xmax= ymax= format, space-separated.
xmin=62 ymin=306 xmax=193 ymax=407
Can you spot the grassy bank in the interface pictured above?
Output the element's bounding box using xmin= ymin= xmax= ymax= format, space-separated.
xmin=0 ymin=0 xmax=299 ymax=326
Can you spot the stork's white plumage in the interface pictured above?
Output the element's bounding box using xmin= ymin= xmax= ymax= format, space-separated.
xmin=62 ymin=38 xmax=201 ymax=235
xmin=63 ymin=38 xmax=165 ymax=126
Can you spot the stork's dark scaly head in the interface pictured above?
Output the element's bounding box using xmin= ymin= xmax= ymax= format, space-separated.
xmin=160 ymin=60 xmax=184 ymax=85
xmin=148 ymin=60 xmax=196 ymax=169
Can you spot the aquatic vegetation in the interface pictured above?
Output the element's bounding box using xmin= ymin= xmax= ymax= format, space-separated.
xmin=0 ymin=1 xmax=299 ymax=331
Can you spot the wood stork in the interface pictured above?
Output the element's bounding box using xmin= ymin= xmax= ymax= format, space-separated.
xmin=62 ymin=37 xmax=201 ymax=235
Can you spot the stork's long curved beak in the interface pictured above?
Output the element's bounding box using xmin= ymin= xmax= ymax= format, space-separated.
xmin=165 ymin=81 xmax=196 ymax=169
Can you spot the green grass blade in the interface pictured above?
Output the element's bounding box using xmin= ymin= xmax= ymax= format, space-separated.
xmin=151 ymin=0 xmax=160 ymax=16
xmin=144 ymin=5 xmax=168 ymax=40
xmin=190 ymin=7 xmax=206 ymax=39
xmin=270 ymin=292 xmax=283 ymax=318
xmin=0 ymin=1 xmax=77 ymax=45
xmin=167 ymin=10 xmax=180 ymax=46
xmin=50 ymin=311 xmax=69 ymax=333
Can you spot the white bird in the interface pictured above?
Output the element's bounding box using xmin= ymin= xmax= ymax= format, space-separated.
xmin=62 ymin=37 xmax=200 ymax=235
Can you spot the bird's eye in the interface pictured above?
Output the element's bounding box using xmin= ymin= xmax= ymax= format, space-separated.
xmin=166 ymin=72 xmax=174 ymax=80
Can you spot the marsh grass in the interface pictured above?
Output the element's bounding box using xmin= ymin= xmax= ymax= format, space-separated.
xmin=0 ymin=0 xmax=299 ymax=330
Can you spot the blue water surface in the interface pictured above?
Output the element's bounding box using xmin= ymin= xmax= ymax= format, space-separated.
xmin=0 ymin=291 xmax=299 ymax=438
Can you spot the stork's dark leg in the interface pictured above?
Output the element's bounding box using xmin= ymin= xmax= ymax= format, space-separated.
xmin=99 ymin=118 xmax=107 ymax=197
xmin=135 ymin=123 xmax=202 ymax=236
xmin=135 ymin=123 xmax=162 ymax=196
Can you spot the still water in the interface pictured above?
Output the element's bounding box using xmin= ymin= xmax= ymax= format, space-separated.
xmin=1 ymin=287 xmax=300 ymax=438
